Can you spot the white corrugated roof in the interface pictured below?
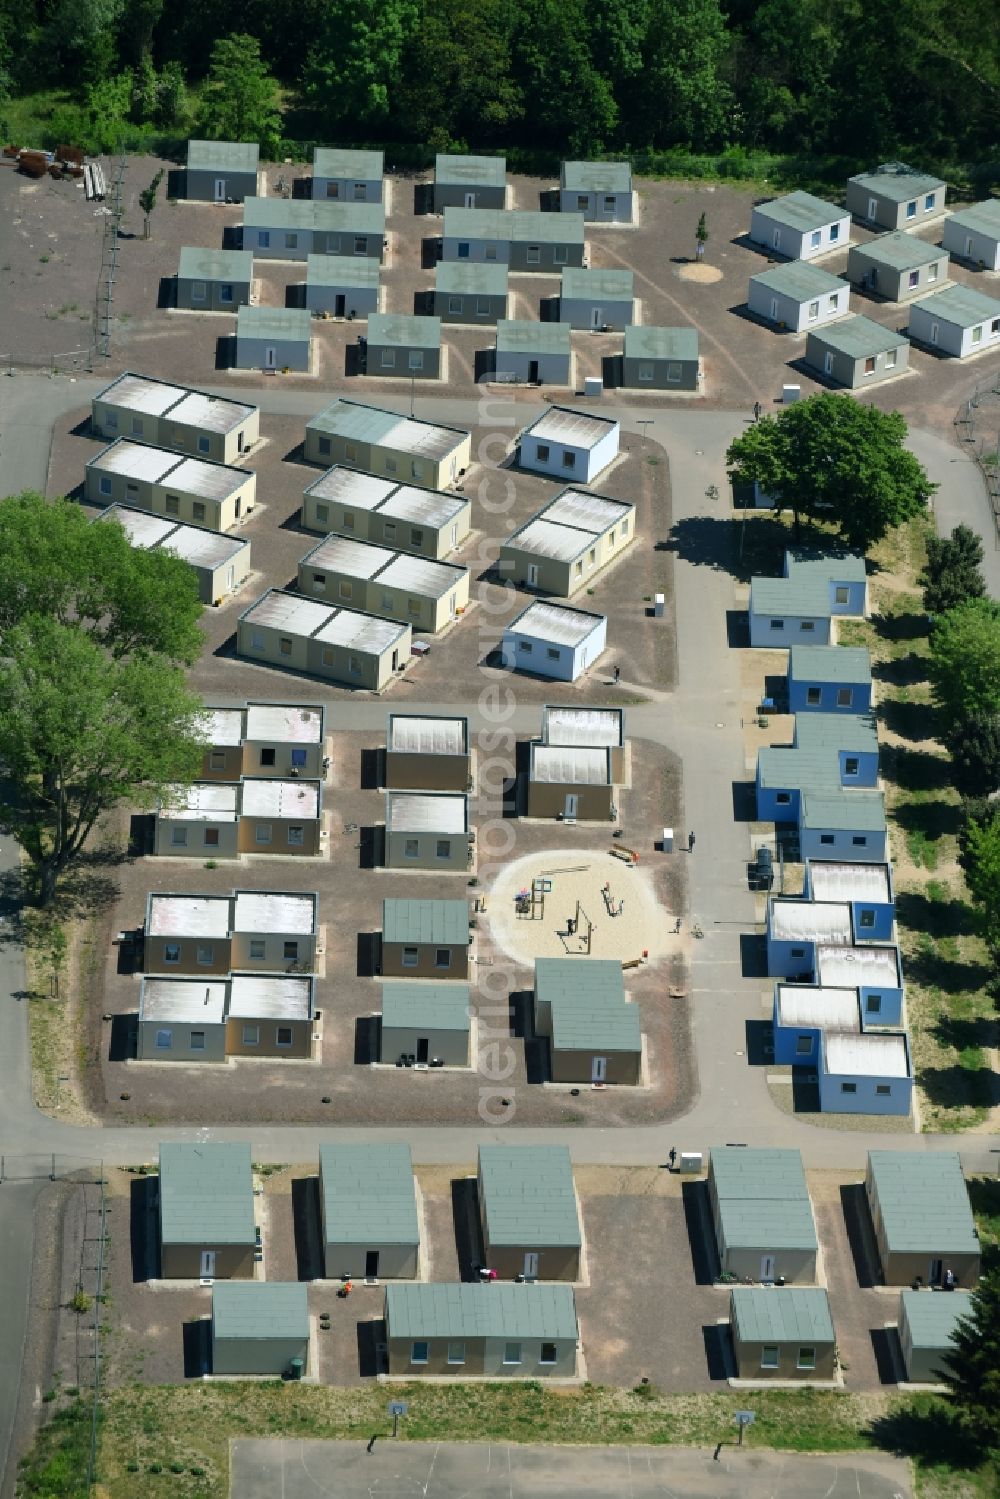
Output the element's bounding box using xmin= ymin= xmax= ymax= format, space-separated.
xmin=100 ymin=505 xmax=177 ymax=547
xmin=530 ymin=745 xmax=611 ymax=784
xmin=769 ymin=899 xmax=853 ymax=945
xmin=200 ymin=709 xmax=245 ymax=747
xmin=387 ymin=792 xmax=468 ymax=833
xmin=525 ymin=406 xmax=618 ymax=448
xmin=507 ymin=517 xmax=596 ymax=563
xmin=140 ymin=979 xmax=227 ymax=1024
xmin=165 ymin=526 xmax=247 ymax=569
xmin=816 ymin=944 xmax=900 ymax=988
xmin=167 ymin=390 xmax=255 ymax=434
xmin=808 ymin=861 xmax=892 ymax=905
xmin=99 ymin=374 xmax=187 ymax=415
xmin=824 ymin=1031 xmax=910 ymax=1077
xmin=244 ymin=704 xmax=323 ymax=744
xmin=507 ymin=601 xmax=606 ymax=648
xmin=90 ymin=440 xmax=178 ymax=482
xmin=159 ymin=784 xmax=238 ymax=821
xmin=388 ymin=716 xmax=467 ymax=755
xmin=380 ymin=486 xmax=468 ymax=527
xmin=227 ymin=975 xmax=312 ymax=1020
xmin=776 ymin=985 xmax=860 ymax=1030
xmin=543 ymin=706 xmax=623 ymax=748
xmin=242 ymin=591 xmax=332 ymax=635
xmin=376 ymin=554 xmax=467 ymax=598
xmin=164 ymin=456 xmax=246 ymax=500
xmin=542 ymin=489 xmax=632 ymax=533
xmin=233 ymin=891 xmax=316 ymax=934
xmin=147 ymin=894 xmax=232 ymax=937
xmin=307 ymin=467 xmax=398 ymax=510
xmin=313 ymin=608 xmax=409 ymax=654
xmin=240 ymin=780 xmax=320 ymax=820
xmin=306 ymin=535 xmax=396 ymax=577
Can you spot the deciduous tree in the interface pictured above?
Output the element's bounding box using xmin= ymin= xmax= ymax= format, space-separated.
xmin=920 ymin=524 xmax=986 ymax=616
xmin=946 ymin=713 xmax=1000 ymax=799
xmin=199 ymin=32 xmax=282 ymax=155
xmin=929 ymin=598 xmax=1000 ymax=729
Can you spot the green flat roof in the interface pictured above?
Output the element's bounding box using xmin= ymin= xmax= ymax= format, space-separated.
xmin=731 ymin=1286 xmax=834 ymax=1344
xmin=319 ymin=1143 xmax=419 ymax=1246
xmin=307 ymin=400 xmax=468 ymax=446
xmin=386 ymin=1282 xmax=578 ymax=1340
xmin=900 ymin=1289 xmax=974 ymax=1351
xmin=789 ymin=644 xmax=872 ymax=684
xmin=562 ymin=161 xmax=631 ymax=193
xmin=799 ymin=789 xmax=885 ymax=831
xmin=786 ymin=548 xmax=867 ymax=584
xmin=496 ymin=320 xmax=571 ymax=354
xmin=720 ymin=1197 xmax=820 ymax=1251
xmin=854 ymin=231 xmax=943 ymax=272
xmin=795 ymin=711 xmax=879 ymax=754
xmin=560 ymin=267 xmax=633 ymax=300
xmin=435 ymin=262 xmax=508 ymax=296
xmin=809 ymin=314 xmax=908 ymax=358
xmin=869 ymin=1152 xmax=979 ymax=1255
xmin=237 ymin=306 xmax=312 ymax=341
xmin=535 ymin=958 xmax=641 ymax=1052
xmin=711 ymin=1147 xmax=809 ymax=1200
xmin=755 ymin=191 xmax=846 ymax=233
xmin=212 ymin=1281 xmax=308 ymax=1340
xmin=243 ymin=196 xmax=384 ymax=232
xmin=536 ymin=958 xmax=624 ymax=1005
xmin=367 ymin=313 xmax=441 ymax=350
xmin=187 ymin=139 xmax=258 ymax=173
xmin=850 ymin=170 xmax=944 ymax=203
xmin=178 ymin=247 xmax=253 ymax=282
xmin=444 ymin=207 xmax=585 ymax=245
xmin=381 ymin=981 xmax=470 ymax=1032
xmin=306 ymin=253 xmax=381 ymax=287
xmin=158 ymin=1143 xmax=255 ymax=1246
xmin=751 ymin=576 xmax=832 ymax=617
xmin=623 ymin=325 xmax=698 ymax=361
xmin=313 ymin=147 xmax=383 ymax=179
xmin=436 ymin=153 xmax=506 ymax=187
xmin=947 ymin=199 xmax=1000 ymax=236
xmin=480 ymin=1145 xmax=581 ymax=1248
xmin=911 ymin=284 xmax=1000 ymax=327
xmin=750 ymin=262 xmax=846 ymax=300
xmin=757 ymin=746 xmax=840 ymax=794
xmin=382 ymin=898 xmax=470 ymax=946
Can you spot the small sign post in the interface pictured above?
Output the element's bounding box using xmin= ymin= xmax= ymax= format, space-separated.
xmin=734 ymin=1410 xmax=755 ymax=1447
xmin=387 ymin=1399 xmax=408 ymax=1438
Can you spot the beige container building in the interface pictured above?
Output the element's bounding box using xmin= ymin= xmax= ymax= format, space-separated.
xmin=95 ymin=504 xmax=251 ymax=605
xmin=381 ymin=898 xmax=471 ymax=979
xmin=144 ymin=889 xmax=319 ymax=975
xmin=380 ymin=982 xmax=471 ymax=1066
xmin=154 ymin=782 xmax=240 ymax=858
xmin=499 ymin=487 xmax=635 ymax=597
xmin=92 ymin=373 xmax=259 ymax=465
xmin=385 ymin=715 xmax=471 ymax=791
xmin=526 ymin=743 xmax=614 ymax=820
xmin=319 ymin=1143 xmax=420 ymax=1280
xmin=86 ymin=439 xmax=256 ymax=533
xmin=540 ymin=705 xmax=625 ymax=782
xmin=478 ymin=1144 xmax=582 ymax=1281
xmin=384 ymin=792 xmax=471 ymax=871
xmin=708 ymin=1147 xmax=819 ymax=1284
xmin=385 ymin=1283 xmax=579 ymax=1378
xmin=302 ymin=466 xmax=472 ymax=560
xmin=197 ymin=703 xmax=326 ymax=782
xmin=224 ymin=973 xmax=316 ymax=1057
xmin=299 ymin=535 xmax=469 ymax=633
xmin=237 ymin=588 xmax=411 ymax=690
xmin=533 ymin=958 xmax=642 ymax=1085
xmin=137 ymin=973 xmax=316 ymax=1060
xmin=154 ymin=779 xmax=323 ymax=858
xmin=158 ymin=1142 xmax=256 ymax=1279
xmin=304 ymin=399 xmax=471 ymax=491
xmin=729 ymin=1287 xmax=837 ymax=1381
xmin=865 ymin=1152 xmax=981 ymax=1288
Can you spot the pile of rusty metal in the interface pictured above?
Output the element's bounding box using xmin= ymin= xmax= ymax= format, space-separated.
xmin=3 ymin=143 xmax=87 ymax=182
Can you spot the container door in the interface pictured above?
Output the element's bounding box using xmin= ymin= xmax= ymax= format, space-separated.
xmin=464 ymin=191 xmax=476 ymax=208
xmin=365 ymin=1250 xmax=380 ymax=1279
xmin=563 ymin=793 xmax=578 ymax=819
xmin=335 ymin=293 xmax=346 ymax=317
xmin=264 ymin=346 xmax=277 ymax=369
xmin=591 ymin=306 xmax=602 ymax=330
xmin=930 ymin=322 xmax=939 ymax=345
xmin=235 ymin=495 xmax=242 ymax=518
xmin=528 ymin=360 xmax=539 ymax=383
xmin=770 ymin=297 xmax=778 ymax=321
xmin=929 ymin=1258 xmax=943 ymax=1286
xmin=591 ymin=1055 xmax=607 ymax=1083
xmin=823 ymin=351 xmax=834 ymax=375
xmin=416 ymin=1037 xmax=429 ymax=1063
xmin=522 ymin=1252 xmax=539 ymax=1280
xmin=214 ymin=178 xmax=226 ymax=202
xmin=226 ymin=566 xmax=235 ymax=592
xmin=200 ymin=1249 xmax=216 ymax=1278
xmin=527 ymin=563 xmax=539 ymax=587
xmin=868 ymin=197 xmax=878 ymax=220
xmin=965 ymin=235 xmax=973 ymax=258
xmin=760 ymin=1254 xmax=776 ymax=1281
xmin=772 ymin=227 xmax=781 ymax=250
xmin=450 ymin=523 xmax=458 ymax=549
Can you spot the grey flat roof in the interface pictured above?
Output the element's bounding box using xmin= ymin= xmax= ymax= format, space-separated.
xmin=386 ymin=1282 xmax=578 ymax=1341
xmin=313 ymin=147 xmax=383 ymax=179
xmin=868 ymin=1152 xmax=980 ymax=1255
xmin=623 ymin=325 xmax=698 ymax=361
xmin=808 ymin=314 xmax=908 ymax=357
xmin=794 ymin=710 xmax=879 ymax=754
xmin=436 ymin=153 xmax=506 ymax=187
xmin=751 ymin=575 xmax=831 ymax=617
xmin=187 ymin=139 xmax=258 ymax=174
xmin=900 ymin=1289 xmax=974 ymax=1351
xmin=158 ymin=1142 xmax=255 ymax=1246
xmin=178 ymin=247 xmax=253 ymax=282
xmin=911 ymin=284 xmax=1000 ymax=328
xmin=711 ymin=1147 xmax=810 ymax=1200
xmin=731 ymin=1286 xmax=834 ymax=1344
xmin=854 ymin=231 xmax=944 ymax=272
xmin=319 ymin=1142 xmax=419 ymax=1246
xmin=242 ymin=195 xmax=384 ymax=233
xmin=212 ymin=1281 xmax=308 ymax=1340
xmin=756 ymin=746 xmax=840 ymax=795
xmin=799 ymin=789 xmax=886 ymax=832
xmin=226 ymin=974 xmax=314 ymax=1021
xmin=506 ymin=488 xmax=633 ymax=563
xmin=789 ymin=644 xmax=872 ymax=684
xmin=381 ymin=981 xmax=470 ymax=1032
xmin=307 ymin=400 xmax=469 ymax=462
xmin=240 ymin=588 xmax=408 ymax=655
xmin=444 ymin=207 xmax=585 ymax=245
xmin=535 ymin=958 xmax=641 ymax=1053
xmin=304 ymin=534 xmax=395 ymax=578
xmin=507 ymin=600 xmax=606 ymax=648
xmin=754 ymin=191 xmax=846 ymax=232
xmin=379 ymin=485 xmax=469 ymax=528
xmin=244 ymin=703 xmax=324 ymax=744
xmin=306 ymin=253 xmax=381 ymax=288
xmin=367 ymin=313 xmax=441 ymax=350
xmin=719 ymin=1198 xmax=819 ymax=1252
xmin=382 ymin=897 xmax=469 ymax=945
xmin=479 ymin=1144 xmax=581 ymax=1248
xmin=947 ymin=199 xmax=1000 ymax=237
xmin=237 ymin=306 xmax=312 ymax=342
xmin=850 ymin=168 xmax=944 ymax=202
xmin=561 ymin=160 xmax=631 ymax=193
xmin=787 ymin=545 xmax=867 ymax=583
xmin=496 ymin=320 xmax=570 ymax=355
xmin=387 ymin=715 xmax=468 ymax=756
xmin=435 ymin=261 xmax=509 ymax=296
xmin=750 ymin=262 xmax=846 ymax=300
xmin=560 ymin=266 xmax=633 ymax=300
xmin=232 ymin=890 xmax=317 ymax=934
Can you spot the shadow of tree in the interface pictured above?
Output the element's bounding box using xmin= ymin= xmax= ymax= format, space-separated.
xmin=896 ymin=889 xmax=973 ymax=941
xmin=892 ymin=796 xmax=962 ymax=842
xmin=872 ymin=652 xmax=932 ymax=689
xmin=916 ymin=1061 xmax=999 ymax=1110
xmin=906 ymin=945 xmax=992 ymax=995
xmin=871 ymin=610 xmax=930 ymax=643
xmin=878 ymin=698 xmax=936 ymax=742
xmin=932 ymin=1013 xmax=1000 ymax=1055
xmin=867 ymin=1398 xmax=983 ymax=1473
xmin=880 ymin=745 xmax=950 ymax=793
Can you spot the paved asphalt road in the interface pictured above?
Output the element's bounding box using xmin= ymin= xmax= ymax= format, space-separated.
xmin=0 ymin=374 xmax=997 ymax=1493
xmin=231 ymin=1439 xmax=914 ymax=1498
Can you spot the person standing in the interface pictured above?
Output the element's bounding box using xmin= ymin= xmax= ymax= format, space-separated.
xmin=688 ymin=830 xmax=696 ymax=852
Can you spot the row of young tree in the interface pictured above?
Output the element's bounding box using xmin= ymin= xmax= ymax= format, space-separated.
xmin=1 ymin=0 xmax=999 ymax=163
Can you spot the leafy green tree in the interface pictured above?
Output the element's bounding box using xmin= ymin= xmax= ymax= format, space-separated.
xmin=929 ymin=599 xmax=1000 ymax=729
xmin=118 ymin=0 xmax=163 ymax=67
xmin=512 ymin=0 xmax=617 ymax=152
xmin=0 ymin=493 xmax=203 ymax=665
xmin=139 ymin=167 xmax=164 ymax=237
xmin=49 ymin=0 xmax=123 ymax=88
xmin=726 ymin=394 xmax=933 ymax=551
xmin=625 ymin=0 xmax=732 ymax=148
xmin=920 ymin=524 xmax=986 ymax=616
xmin=305 ymin=0 xmax=418 ymax=132
xmin=200 ymin=33 xmax=282 ymax=155
xmin=0 ymin=618 xmax=207 ymax=906
xmin=131 ymin=53 xmax=159 ymax=121
xmin=83 ymin=70 xmax=133 ymax=152
xmin=696 ymin=211 xmax=709 ymax=258
xmin=946 ymin=713 xmax=1000 ymax=799
xmin=396 ymin=0 xmax=521 ymax=147
xmin=940 ymin=1266 xmax=1000 ymax=1442
xmin=155 ymin=60 xmax=187 ymax=127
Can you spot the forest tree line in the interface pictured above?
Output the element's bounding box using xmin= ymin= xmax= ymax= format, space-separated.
xmin=0 ymin=0 xmax=998 ymax=170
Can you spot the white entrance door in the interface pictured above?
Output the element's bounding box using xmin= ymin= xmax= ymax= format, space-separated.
xmin=823 ymin=351 xmax=834 ymax=375
xmin=264 ymin=346 xmax=277 ymax=369
xmin=450 ymin=523 xmax=458 ymax=549
xmin=563 ymin=793 xmax=578 ymax=819
xmin=527 ymin=563 xmax=539 ymax=587
xmin=591 ymin=1055 xmax=607 ymax=1083
xmin=930 ymin=322 xmax=939 ymax=345
xmin=868 ymin=197 xmax=878 ymax=220
xmin=214 ymin=178 xmax=226 ymax=203
xmin=200 ymin=1249 xmax=216 ymax=1279
xmin=965 ymin=235 xmax=973 ymax=257
xmin=591 ymin=307 xmax=603 ymax=330
xmin=772 ymin=227 xmax=781 ymax=250
xmin=760 ymin=1254 xmax=776 ymax=1281
xmin=464 ymin=192 xmax=476 ymax=208
xmin=522 ymin=1252 xmax=539 ymax=1280
xmin=226 ymin=566 xmax=235 ymax=592
xmin=770 ymin=297 xmax=779 ymax=321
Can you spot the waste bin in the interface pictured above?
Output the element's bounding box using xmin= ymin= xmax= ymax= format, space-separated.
xmin=288 ymin=1358 xmax=304 ymax=1381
